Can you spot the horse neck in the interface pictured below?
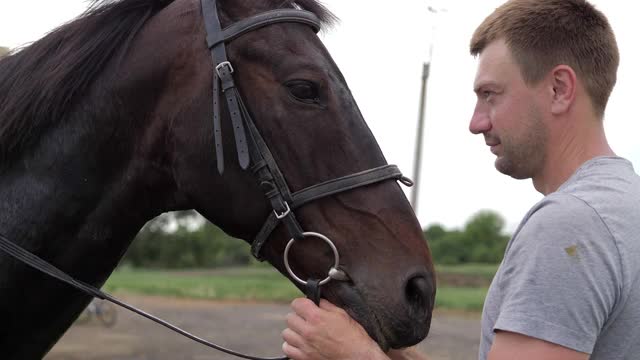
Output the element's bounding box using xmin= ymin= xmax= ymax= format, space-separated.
xmin=0 ymin=28 xmax=183 ymax=360
xmin=0 ymin=73 xmax=178 ymax=271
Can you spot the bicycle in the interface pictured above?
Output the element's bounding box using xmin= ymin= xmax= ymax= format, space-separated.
xmin=76 ymin=298 xmax=117 ymax=327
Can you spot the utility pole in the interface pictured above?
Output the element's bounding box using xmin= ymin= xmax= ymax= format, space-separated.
xmin=410 ymin=4 xmax=446 ymax=214
xmin=411 ymin=63 xmax=430 ymax=213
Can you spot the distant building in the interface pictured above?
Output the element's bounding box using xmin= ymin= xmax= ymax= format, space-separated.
xmin=0 ymin=46 xmax=9 ymax=58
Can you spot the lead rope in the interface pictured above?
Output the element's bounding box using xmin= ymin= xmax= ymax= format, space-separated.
xmin=0 ymin=232 xmax=289 ymax=360
xmin=305 ymin=279 xmax=321 ymax=306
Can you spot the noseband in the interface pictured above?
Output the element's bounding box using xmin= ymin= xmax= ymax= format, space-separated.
xmin=0 ymin=1 xmax=413 ymax=359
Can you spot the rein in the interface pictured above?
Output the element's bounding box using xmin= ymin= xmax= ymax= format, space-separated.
xmin=0 ymin=232 xmax=286 ymax=360
xmin=0 ymin=0 xmax=414 ymax=359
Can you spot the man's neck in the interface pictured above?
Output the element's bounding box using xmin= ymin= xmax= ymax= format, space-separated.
xmin=532 ymin=116 xmax=615 ymax=195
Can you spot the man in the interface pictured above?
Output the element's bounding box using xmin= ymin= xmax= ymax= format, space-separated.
xmin=281 ymin=0 xmax=640 ymax=359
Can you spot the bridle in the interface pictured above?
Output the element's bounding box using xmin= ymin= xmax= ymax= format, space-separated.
xmin=201 ymin=0 xmax=412 ymax=288
xmin=0 ymin=1 xmax=413 ymax=359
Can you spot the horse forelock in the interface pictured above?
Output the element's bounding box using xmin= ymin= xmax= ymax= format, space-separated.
xmin=0 ymin=0 xmax=176 ymax=169
xmin=218 ymin=0 xmax=337 ymax=29
xmin=284 ymin=0 xmax=338 ymax=28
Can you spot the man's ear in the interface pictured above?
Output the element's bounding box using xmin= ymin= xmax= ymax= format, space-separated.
xmin=550 ymin=65 xmax=577 ymax=115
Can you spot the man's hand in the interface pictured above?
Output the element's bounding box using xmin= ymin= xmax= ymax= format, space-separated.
xmin=282 ymin=298 xmax=388 ymax=360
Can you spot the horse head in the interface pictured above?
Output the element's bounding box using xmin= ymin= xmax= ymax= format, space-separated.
xmin=158 ymin=0 xmax=436 ymax=349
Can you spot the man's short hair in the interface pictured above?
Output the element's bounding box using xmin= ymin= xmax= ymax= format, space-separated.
xmin=470 ymin=0 xmax=619 ymax=118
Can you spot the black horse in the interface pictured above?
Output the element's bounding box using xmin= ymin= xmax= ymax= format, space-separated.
xmin=0 ymin=0 xmax=435 ymax=358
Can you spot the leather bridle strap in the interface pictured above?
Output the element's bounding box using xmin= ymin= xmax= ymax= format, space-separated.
xmin=206 ymin=9 xmax=320 ymax=48
xmin=203 ymin=0 xmax=321 ymax=175
xmin=202 ymin=0 xmax=318 ymax=249
xmin=293 ymin=166 xmax=414 ymax=205
xmin=203 ymin=0 xmax=251 ymax=172
xmin=250 ymin=164 xmax=413 ymax=259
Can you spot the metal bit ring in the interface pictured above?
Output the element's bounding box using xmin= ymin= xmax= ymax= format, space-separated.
xmin=284 ymin=232 xmax=340 ymax=286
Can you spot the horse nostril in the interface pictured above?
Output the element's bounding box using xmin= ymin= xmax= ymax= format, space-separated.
xmin=405 ymin=274 xmax=433 ymax=315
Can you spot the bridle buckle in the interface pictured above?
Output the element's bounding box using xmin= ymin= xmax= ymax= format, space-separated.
xmin=215 ymin=61 xmax=234 ymax=77
xmin=273 ymin=201 xmax=291 ymax=220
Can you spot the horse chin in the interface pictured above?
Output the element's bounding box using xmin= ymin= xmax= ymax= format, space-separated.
xmin=327 ymin=283 xmax=431 ymax=352
xmin=346 ymin=306 xmax=390 ymax=350
xmin=357 ymin=308 xmax=431 ymax=352
xmin=327 ymin=284 xmax=390 ymax=350
xmin=384 ymin=310 xmax=431 ymax=350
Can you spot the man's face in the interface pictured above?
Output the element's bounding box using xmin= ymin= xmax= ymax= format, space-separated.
xmin=469 ymin=39 xmax=548 ymax=180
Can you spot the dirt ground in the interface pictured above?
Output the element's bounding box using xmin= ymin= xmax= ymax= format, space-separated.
xmin=46 ymin=295 xmax=480 ymax=360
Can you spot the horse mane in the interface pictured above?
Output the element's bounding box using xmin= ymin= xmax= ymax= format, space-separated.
xmin=0 ymin=0 xmax=335 ymax=167
xmin=0 ymin=0 xmax=175 ymax=166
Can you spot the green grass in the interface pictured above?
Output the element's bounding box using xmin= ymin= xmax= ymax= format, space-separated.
xmin=104 ymin=267 xmax=301 ymax=302
xmin=435 ymin=263 xmax=499 ymax=279
xmin=435 ymin=287 xmax=489 ymax=311
xmin=104 ymin=266 xmax=490 ymax=311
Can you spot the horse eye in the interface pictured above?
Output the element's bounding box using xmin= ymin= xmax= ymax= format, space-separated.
xmin=286 ymin=80 xmax=320 ymax=103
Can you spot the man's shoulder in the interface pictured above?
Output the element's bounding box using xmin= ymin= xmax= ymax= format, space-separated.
xmin=515 ymin=156 xmax=640 ymax=250
xmin=557 ymin=156 xmax=640 ymax=212
xmin=520 ymin=192 xmax=604 ymax=236
xmin=507 ymin=192 xmax=617 ymax=263
xmin=548 ymin=157 xmax=640 ymax=255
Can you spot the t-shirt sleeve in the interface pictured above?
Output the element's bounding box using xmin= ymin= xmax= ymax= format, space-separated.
xmin=493 ymin=194 xmax=622 ymax=354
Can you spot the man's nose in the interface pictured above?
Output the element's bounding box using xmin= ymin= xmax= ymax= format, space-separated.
xmin=469 ymin=105 xmax=491 ymax=134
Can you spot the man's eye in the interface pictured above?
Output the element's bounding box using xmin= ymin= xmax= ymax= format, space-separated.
xmin=286 ymin=80 xmax=320 ymax=103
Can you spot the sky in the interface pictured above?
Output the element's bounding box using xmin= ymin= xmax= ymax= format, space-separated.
xmin=1 ymin=1 xmax=638 ymax=233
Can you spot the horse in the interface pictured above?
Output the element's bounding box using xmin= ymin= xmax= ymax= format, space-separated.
xmin=0 ymin=0 xmax=435 ymax=358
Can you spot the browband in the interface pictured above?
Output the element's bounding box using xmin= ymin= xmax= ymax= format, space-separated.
xmin=206 ymin=9 xmax=321 ymax=48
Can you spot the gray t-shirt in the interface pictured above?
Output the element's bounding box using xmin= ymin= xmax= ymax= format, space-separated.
xmin=479 ymin=156 xmax=640 ymax=360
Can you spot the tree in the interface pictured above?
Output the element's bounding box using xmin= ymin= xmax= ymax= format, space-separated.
xmin=463 ymin=210 xmax=510 ymax=263
xmin=121 ymin=211 xmax=251 ymax=268
xmin=424 ymin=210 xmax=510 ymax=264
xmin=429 ymin=229 xmax=469 ymax=264
xmin=424 ymin=223 xmax=447 ymax=243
